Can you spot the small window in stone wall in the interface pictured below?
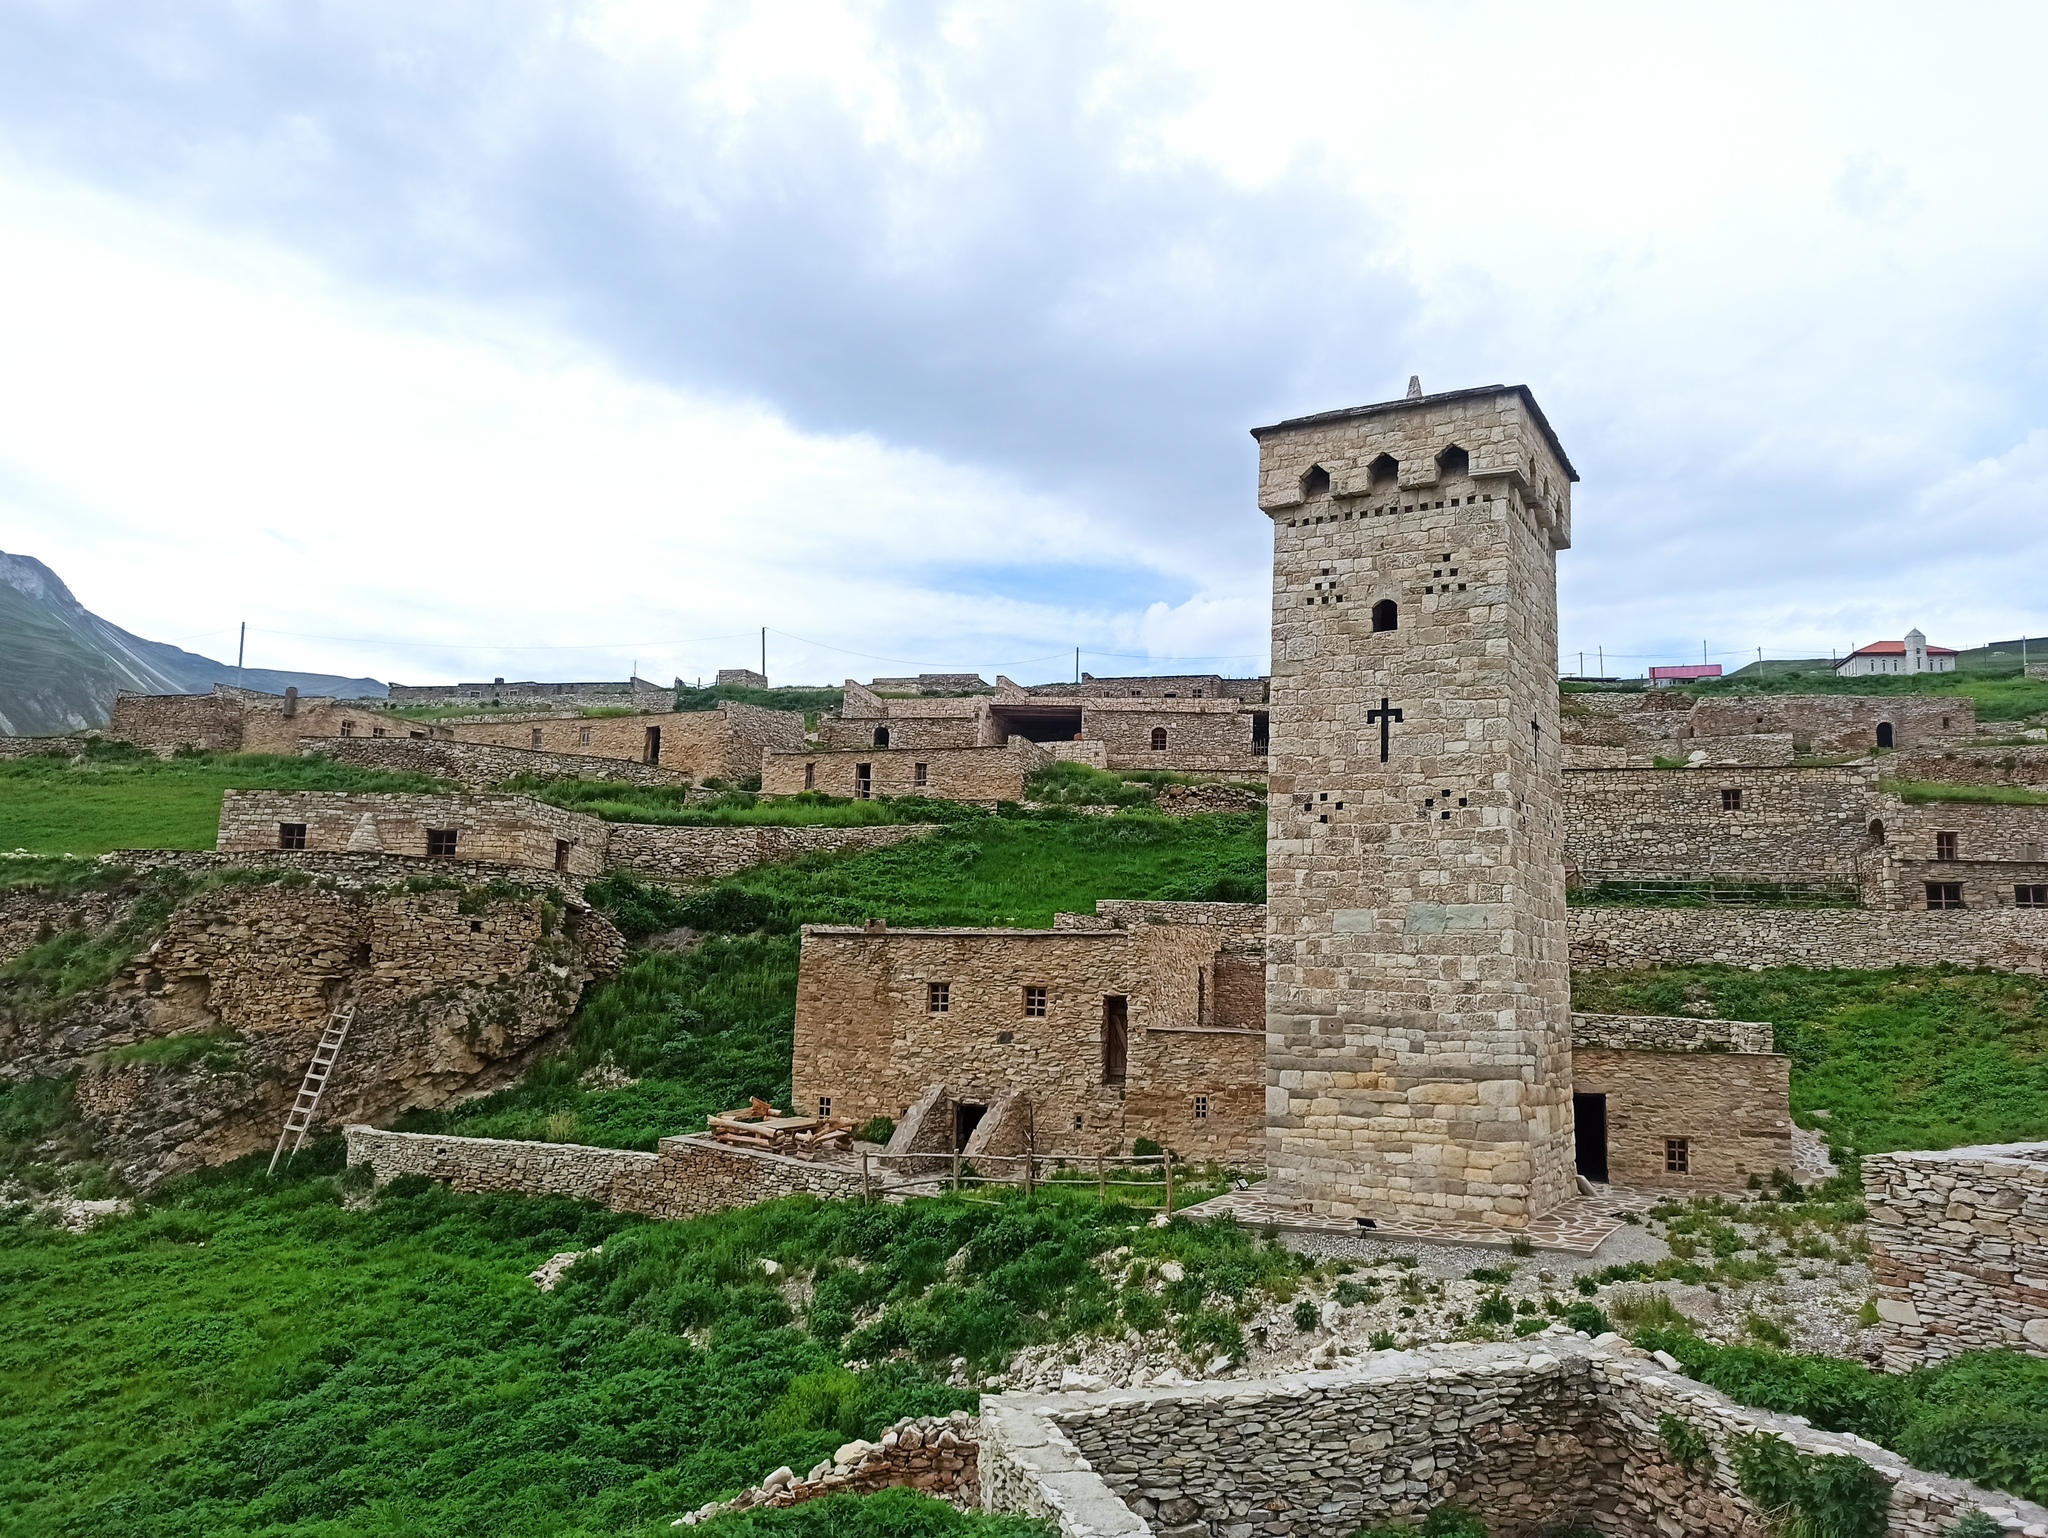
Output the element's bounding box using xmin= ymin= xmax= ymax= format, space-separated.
xmin=1665 ymin=1138 xmax=1690 ymax=1174
xmin=1936 ymin=831 xmax=1958 ymax=862
xmin=915 ymin=762 xmax=928 ymax=787
xmin=427 ymin=828 xmax=459 ymax=858
xmin=818 ymin=1097 xmax=831 ymax=1118
xmin=1721 ymin=788 xmax=1742 ymax=811
xmin=804 ymin=761 xmax=816 ymax=790
xmin=579 ymin=726 xmax=592 ymax=746
xmin=1926 ymin=881 xmax=1965 ymax=910
xmin=532 ymin=728 xmax=543 ymax=749
xmin=372 ymin=725 xmax=386 ymax=737
xmin=1193 ymin=1095 xmax=1209 ymax=1120
xmin=340 ymin=720 xmax=354 ymax=737
xmin=1024 ymin=985 xmax=1047 ymax=1017
xmin=278 ymin=823 xmax=307 ymax=850
xmin=1073 ymin=1113 xmax=1084 ymax=1130
xmin=1151 ymin=727 xmax=1168 ymax=751
xmin=928 ymin=981 xmax=950 ymax=1013
xmin=856 ymin=763 xmax=873 ymax=799
xmin=2017 ymin=885 xmax=2048 ymax=910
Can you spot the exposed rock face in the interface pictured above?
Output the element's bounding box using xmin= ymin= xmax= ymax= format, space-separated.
xmin=1 ymin=866 xmax=624 ymax=1188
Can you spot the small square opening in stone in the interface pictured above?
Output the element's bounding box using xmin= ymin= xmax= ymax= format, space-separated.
xmin=1665 ymin=1137 xmax=1690 ymax=1173
xmin=928 ymin=981 xmax=950 ymax=1013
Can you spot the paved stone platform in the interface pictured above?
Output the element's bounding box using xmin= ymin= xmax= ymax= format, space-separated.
xmin=1178 ymin=1185 xmax=1657 ymax=1256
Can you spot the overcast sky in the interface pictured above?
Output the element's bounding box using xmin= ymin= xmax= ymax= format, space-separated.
xmin=2 ymin=1 xmax=2044 ymax=688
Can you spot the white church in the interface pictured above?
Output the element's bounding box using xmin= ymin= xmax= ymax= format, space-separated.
xmin=1834 ymin=627 xmax=1959 ymax=677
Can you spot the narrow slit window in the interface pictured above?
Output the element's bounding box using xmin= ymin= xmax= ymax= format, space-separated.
xmin=914 ymin=762 xmax=928 ymax=787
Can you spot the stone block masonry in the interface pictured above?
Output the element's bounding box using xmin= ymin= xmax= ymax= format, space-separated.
xmin=763 ymin=743 xmax=1050 ymax=806
xmin=1688 ymin=694 xmax=1974 ymax=755
xmin=978 ymin=1338 xmax=2045 ymax=1538
xmin=605 ymin=823 xmax=938 ymax=885
xmin=306 ymin=734 xmax=690 ymax=789
xmin=218 ymin=790 xmax=609 ymax=876
xmin=1568 ymin=903 xmax=2048 ymax=976
xmin=1256 ymin=384 xmax=1578 ymax=1230
xmin=343 ymin=1127 xmax=868 ymax=1217
xmin=441 ymin=701 xmax=804 ymax=782
xmin=1865 ymin=1141 xmax=2048 ymax=1372
xmin=1890 ymin=746 xmax=2048 ymax=792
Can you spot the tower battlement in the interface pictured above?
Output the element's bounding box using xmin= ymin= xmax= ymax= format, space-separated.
xmin=1255 ymin=383 xmax=1579 ymax=1229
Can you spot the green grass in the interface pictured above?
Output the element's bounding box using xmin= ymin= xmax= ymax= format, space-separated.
xmin=0 ymin=1139 xmax=1299 ymax=1536
xmin=421 ymin=811 xmax=1263 ymax=1148
xmin=0 ymin=747 xmax=450 ymax=856
xmin=675 ymin=684 xmax=846 ymax=720
xmin=1683 ymin=665 xmax=2048 ymax=723
xmin=1572 ymin=966 xmax=2048 ymax=1161
xmin=1882 ymin=779 xmax=2048 ymax=806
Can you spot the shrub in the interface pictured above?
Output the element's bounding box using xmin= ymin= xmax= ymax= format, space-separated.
xmin=1728 ymin=1431 xmax=1889 ymax=1538
xmin=1659 ymin=1412 xmax=1716 ymax=1475
xmin=1474 ymin=1293 xmax=1515 ymax=1327
xmin=857 ymin=1116 xmax=896 ymax=1145
xmin=1292 ymin=1299 xmax=1320 ymax=1332
xmin=1368 ymin=1330 xmax=1397 ymax=1350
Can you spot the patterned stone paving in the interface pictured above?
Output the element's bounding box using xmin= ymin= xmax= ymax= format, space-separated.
xmin=1177 ymin=1184 xmax=1661 ymax=1257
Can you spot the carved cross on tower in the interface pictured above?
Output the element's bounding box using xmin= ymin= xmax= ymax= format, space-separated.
xmin=1367 ymin=697 xmax=1404 ymax=762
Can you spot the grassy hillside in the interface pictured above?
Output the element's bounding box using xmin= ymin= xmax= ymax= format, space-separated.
xmin=1693 ymin=657 xmax=2048 ymax=723
xmin=1571 ymin=965 xmax=2048 ymax=1162
xmin=0 ymin=746 xmax=450 ymax=856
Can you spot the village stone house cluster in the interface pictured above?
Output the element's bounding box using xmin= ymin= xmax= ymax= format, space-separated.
xmin=1563 ymin=687 xmax=1976 ymax=764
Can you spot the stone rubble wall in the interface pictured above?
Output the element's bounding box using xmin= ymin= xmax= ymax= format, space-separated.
xmin=0 ymin=733 xmax=95 ymax=759
xmin=1570 ymin=1011 xmax=1774 ymax=1055
xmin=305 ymin=734 xmax=690 ymax=788
xmin=343 ymin=1127 xmax=868 ymax=1218
xmin=604 ymin=822 xmax=938 ymax=885
xmin=441 ymin=702 xmax=803 ymax=782
xmin=762 ymin=743 xmax=1049 ymax=805
xmin=977 ymin=1339 xmax=2048 ymax=1538
xmin=1675 ymin=732 xmax=1799 ymax=766
xmin=677 ymin=1413 xmax=980 ymax=1525
xmin=1889 ymin=747 xmax=2048 ymax=792
xmin=107 ymin=847 xmax=596 ymax=899
xmin=385 ymin=678 xmax=674 ymax=708
xmin=1563 ymin=766 xmax=1879 ymax=887
xmin=1568 ymin=904 xmax=2048 ymax=976
xmin=1865 ymin=1142 xmax=2048 ymax=1371
xmin=1686 ymin=695 xmax=1976 ymax=755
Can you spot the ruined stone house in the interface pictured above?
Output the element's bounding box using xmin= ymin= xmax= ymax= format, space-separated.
xmin=434 ymin=699 xmax=803 ymax=782
xmin=217 ymin=789 xmax=611 ymax=876
xmin=384 ymin=675 xmax=678 ymax=708
xmin=762 ymin=741 xmax=1050 ymax=806
xmin=109 ymin=684 xmax=391 ymax=755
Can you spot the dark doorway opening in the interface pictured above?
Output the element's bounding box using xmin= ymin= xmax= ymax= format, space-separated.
xmin=954 ymin=1102 xmax=986 ymax=1150
xmin=1876 ymin=721 xmax=1894 ymax=748
xmin=988 ymin=706 xmax=1083 ymax=743
xmin=874 ymin=726 xmax=890 ymax=747
xmin=644 ymin=726 xmax=662 ymax=764
xmin=855 ymin=763 xmax=873 ymax=799
xmin=1252 ymin=711 xmax=1270 ymax=753
xmin=1573 ymin=1092 xmax=1608 ymax=1183
xmin=1102 ymin=996 xmax=1128 ymax=1084
xmin=554 ymin=840 xmax=571 ymax=873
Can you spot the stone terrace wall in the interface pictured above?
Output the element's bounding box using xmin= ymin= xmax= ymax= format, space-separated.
xmin=605 ymin=823 xmax=938 ymax=885
xmin=1559 ymin=690 xmax=1693 ymax=747
xmin=306 ymin=734 xmax=689 ymax=788
xmin=1563 ymin=766 xmax=1878 ymax=886
xmin=218 ymin=790 xmax=609 ymax=876
xmin=442 ymin=703 xmax=802 ymax=781
xmin=978 ymin=1339 xmax=2046 ymax=1538
xmin=1688 ymin=694 xmax=1975 ymax=754
xmin=1890 ymin=747 xmax=2048 ymax=791
xmin=111 ymin=847 xmax=594 ymax=899
xmin=763 ymin=744 xmax=1048 ymax=805
xmin=0 ymin=733 xmax=94 ymax=758
xmin=345 ymin=1127 xmax=868 ymax=1217
xmin=1866 ymin=1141 xmax=2048 ymax=1371
xmin=1571 ymin=1011 xmax=1773 ymax=1055
xmin=1569 ymin=904 xmax=2048 ymax=976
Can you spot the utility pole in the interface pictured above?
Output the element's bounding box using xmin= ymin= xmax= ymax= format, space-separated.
xmin=761 ymin=627 xmax=767 ymax=685
xmin=237 ymin=622 xmax=246 ymax=685
xmin=1598 ymin=646 xmax=1604 ymax=677
xmin=1702 ymin=640 xmax=1709 ymax=667
xmin=1075 ymin=646 xmax=1080 ymax=685
xmin=1578 ymin=651 xmax=1584 ymax=676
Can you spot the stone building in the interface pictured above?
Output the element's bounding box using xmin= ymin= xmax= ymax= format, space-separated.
xmin=715 ymin=668 xmax=769 ymax=690
xmin=1872 ymin=798 xmax=2048 ymax=912
xmin=217 ymin=790 xmax=610 ymax=876
xmin=1255 ymin=382 xmax=1578 ymax=1231
xmin=1568 ymin=1014 xmax=1790 ymax=1191
xmin=790 ymin=901 xmax=1266 ymax=1162
xmin=109 ymin=684 xmax=383 ymax=755
xmin=437 ymin=700 xmax=804 ymax=782
xmin=762 ymin=741 xmax=1049 ymax=805
xmin=1687 ymin=693 xmax=1973 ymax=754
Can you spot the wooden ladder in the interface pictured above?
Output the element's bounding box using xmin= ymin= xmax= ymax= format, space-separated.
xmin=268 ymin=998 xmax=357 ymax=1175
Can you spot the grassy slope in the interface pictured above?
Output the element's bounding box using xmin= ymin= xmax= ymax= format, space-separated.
xmin=1571 ymin=966 xmax=2048 ymax=1161
xmin=1685 ymin=659 xmax=2048 ymax=723
xmin=0 ymin=749 xmax=449 ymax=855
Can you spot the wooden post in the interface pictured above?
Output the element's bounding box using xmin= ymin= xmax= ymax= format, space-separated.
xmin=1024 ymin=1105 xmax=1035 ymax=1197
xmin=1096 ymin=1152 xmax=1105 ymax=1202
xmin=861 ymin=1152 xmax=871 ymax=1203
xmin=1163 ymin=1152 xmax=1174 ymax=1217
xmin=951 ymin=1151 xmax=961 ymax=1193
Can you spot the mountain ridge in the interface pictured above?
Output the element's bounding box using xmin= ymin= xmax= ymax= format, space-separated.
xmin=0 ymin=550 xmax=386 ymax=735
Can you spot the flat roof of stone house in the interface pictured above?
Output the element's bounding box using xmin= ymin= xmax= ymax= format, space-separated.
xmin=801 ymin=924 xmax=1130 ymax=939
xmin=1249 ymin=383 xmax=1579 ymax=483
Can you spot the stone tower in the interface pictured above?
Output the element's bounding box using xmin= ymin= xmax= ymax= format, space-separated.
xmin=1254 ymin=384 xmax=1579 ymax=1230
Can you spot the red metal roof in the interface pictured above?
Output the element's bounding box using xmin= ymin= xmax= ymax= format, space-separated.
xmin=1844 ymin=640 xmax=1959 ymax=658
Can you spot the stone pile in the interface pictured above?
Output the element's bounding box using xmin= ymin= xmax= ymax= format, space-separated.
xmin=1152 ymin=783 xmax=1262 ymax=816
xmin=671 ymin=1413 xmax=978 ymax=1525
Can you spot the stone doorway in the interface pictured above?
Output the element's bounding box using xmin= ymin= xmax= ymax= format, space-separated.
xmin=954 ymin=1102 xmax=987 ymax=1150
xmin=1573 ymin=1092 xmax=1608 ymax=1183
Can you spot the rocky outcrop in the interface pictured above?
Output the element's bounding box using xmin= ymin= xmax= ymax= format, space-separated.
xmin=0 ymin=863 xmax=624 ymax=1188
xmin=674 ymin=1413 xmax=979 ymax=1525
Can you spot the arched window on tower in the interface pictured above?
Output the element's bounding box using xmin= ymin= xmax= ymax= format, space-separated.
xmin=1150 ymin=727 xmax=1168 ymax=751
xmin=874 ymin=726 xmax=891 ymax=748
xmin=1436 ymin=443 xmax=1469 ymax=478
xmin=1367 ymin=453 xmax=1398 ymax=489
xmin=1300 ymin=464 xmax=1331 ymax=498
xmin=1371 ymin=599 xmax=1399 ymax=633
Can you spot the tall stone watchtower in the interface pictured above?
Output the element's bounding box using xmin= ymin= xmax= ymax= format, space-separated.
xmin=1253 ymin=384 xmax=1579 ymax=1230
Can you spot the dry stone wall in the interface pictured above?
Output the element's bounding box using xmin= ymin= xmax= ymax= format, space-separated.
xmin=763 ymin=744 xmax=1047 ymax=805
xmin=978 ymin=1339 xmax=2046 ymax=1538
xmin=1865 ymin=1142 xmax=2048 ymax=1371
xmin=1077 ymin=698 xmax=1266 ymax=773
xmin=1688 ymin=694 xmax=1974 ymax=754
xmin=1563 ymin=766 xmax=1878 ymax=887
xmin=344 ymin=1127 xmax=868 ymax=1216
xmin=605 ymin=823 xmax=938 ymax=885
xmin=1568 ymin=904 xmax=2048 ymax=975
xmin=218 ymin=790 xmax=609 ymax=876
xmin=306 ymin=734 xmax=689 ymax=788
xmin=442 ymin=701 xmax=803 ymax=781
xmin=1571 ymin=1011 xmax=1773 ymax=1055
xmin=676 ymin=1413 xmax=979 ymax=1525
xmin=1890 ymin=747 xmax=2048 ymax=792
